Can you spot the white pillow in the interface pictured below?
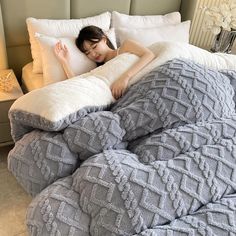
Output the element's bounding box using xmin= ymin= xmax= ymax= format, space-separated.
xmin=10 ymin=76 xmax=114 ymax=125
xmin=116 ymin=21 xmax=191 ymax=47
xmin=80 ymin=53 xmax=140 ymax=86
xmin=27 ymin=12 xmax=111 ymax=74
xmin=36 ymin=35 xmax=95 ymax=86
xmin=129 ymin=41 xmax=236 ymax=85
xmin=10 ymin=42 xmax=236 ymax=132
xmin=36 ymin=28 xmax=117 ymax=86
xmin=112 ymin=11 xmax=181 ymax=45
xmin=11 ymin=53 xmax=140 ymax=125
xmin=112 ymin=11 xmax=181 ymax=29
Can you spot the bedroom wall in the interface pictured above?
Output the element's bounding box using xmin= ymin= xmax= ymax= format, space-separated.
xmin=0 ymin=2 xmax=7 ymax=69
xmin=0 ymin=0 xmax=196 ymax=80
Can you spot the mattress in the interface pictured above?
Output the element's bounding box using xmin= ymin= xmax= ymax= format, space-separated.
xmin=22 ymin=62 xmax=44 ymax=92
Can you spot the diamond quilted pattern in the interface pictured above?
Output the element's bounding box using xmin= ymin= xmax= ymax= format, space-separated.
xmin=27 ymin=177 xmax=90 ymax=236
xmin=64 ymin=112 xmax=126 ymax=159
xmin=8 ymin=130 xmax=78 ymax=196
xmin=8 ymin=59 xmax=236 ymax=235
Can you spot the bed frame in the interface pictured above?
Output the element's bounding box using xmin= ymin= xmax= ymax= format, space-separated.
xmin=0 ymin=0 xmax=197 ymax=79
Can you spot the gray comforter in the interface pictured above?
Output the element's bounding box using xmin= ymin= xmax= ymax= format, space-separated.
xmin=8 ymin=58 xmax=236 ymax=235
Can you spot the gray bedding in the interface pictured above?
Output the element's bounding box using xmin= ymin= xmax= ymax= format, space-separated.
xmin=8 ymin=58 xmax=236 ymax=235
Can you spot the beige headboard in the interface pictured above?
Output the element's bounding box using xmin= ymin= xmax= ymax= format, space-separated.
xmin=0 ymin=0 xmax=197 ymax=79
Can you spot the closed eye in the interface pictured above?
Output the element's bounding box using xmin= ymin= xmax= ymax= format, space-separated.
xmin=85 ymin=43 xmax=97 ymax=55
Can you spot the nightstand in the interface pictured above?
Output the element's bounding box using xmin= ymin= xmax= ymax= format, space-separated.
xmin=0 ymin=69 xmax=23 ymax=146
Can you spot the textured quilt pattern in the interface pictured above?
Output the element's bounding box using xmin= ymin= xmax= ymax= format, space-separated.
xmin=8 ymin=59 xmax=236 ymax=235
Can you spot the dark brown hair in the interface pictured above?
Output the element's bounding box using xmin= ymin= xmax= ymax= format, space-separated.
xmin=75 ymin=25 xmax=115 ymax=53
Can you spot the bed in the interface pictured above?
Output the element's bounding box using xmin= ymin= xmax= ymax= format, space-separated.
xmin=21 ymin=62 xmax=44 ymax=91
xmin=4 ymin=0 xmax=236 ymax=236
xmin=1 ymin=0 xmax=197 ymax=90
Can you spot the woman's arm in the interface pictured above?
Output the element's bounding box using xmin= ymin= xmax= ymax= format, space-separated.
xmin=118 ymin=39 xmax=155 ymax=79
xmin=54 ymin=41 xmax=75 ymax=79
xmin=111 ymin=39 xmax=155 ymax=99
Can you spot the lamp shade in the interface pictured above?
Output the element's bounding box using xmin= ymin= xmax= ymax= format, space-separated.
xmin=0 ymin=3 xmax=8 ymax=69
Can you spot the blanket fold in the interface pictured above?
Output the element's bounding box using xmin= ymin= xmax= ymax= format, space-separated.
xmin=7 ymin=58 xmax=236 ymax=236
xmin=134 ymin=193 xmax=236 ymax=236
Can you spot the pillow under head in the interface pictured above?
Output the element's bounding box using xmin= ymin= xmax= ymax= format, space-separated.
xmin=27 ymin=12 xmax=111 ymax=73
xmin=35 ymin=28 xmax=117 ymax=86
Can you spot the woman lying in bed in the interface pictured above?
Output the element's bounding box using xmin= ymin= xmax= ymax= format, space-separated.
xmin=54 ymin=25 xmax=155 ymax=99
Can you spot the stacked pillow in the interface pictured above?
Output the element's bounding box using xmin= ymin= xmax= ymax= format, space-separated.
xmin=111 ymin=11 xmax=190 ymax=46
xmin=112 ymin=11 xmax=181 ymax=30
xmin=116 ymin=21 xmax=191 ymax=46
xmin=26 ymin=11 xmax=190 ymax=86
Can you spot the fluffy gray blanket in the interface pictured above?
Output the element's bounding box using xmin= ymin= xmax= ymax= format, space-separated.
xmin=8 ymin=59 xmax=236 ymax=235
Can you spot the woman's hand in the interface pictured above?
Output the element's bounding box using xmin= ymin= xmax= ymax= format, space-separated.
xmin=111 ymin=74 xmax=130 ymax=100
xmin=54 ymin=41 xmax=75 ymax=79
xmin=54 ymin=41 xmax=69 ymax=64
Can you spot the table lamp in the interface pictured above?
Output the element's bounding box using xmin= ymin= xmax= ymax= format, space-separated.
xmin=0 ymin=69 xmax=13 ymax=92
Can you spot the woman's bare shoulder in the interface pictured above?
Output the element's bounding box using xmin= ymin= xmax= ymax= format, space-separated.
xmin=119 ymin=39 xmax=153 ymax=57
xmin=120 ymin=39 xmax=140 ymax=50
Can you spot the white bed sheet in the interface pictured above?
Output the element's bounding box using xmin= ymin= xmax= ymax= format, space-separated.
xmin=22 ymin=62 xmax=44 ymax=92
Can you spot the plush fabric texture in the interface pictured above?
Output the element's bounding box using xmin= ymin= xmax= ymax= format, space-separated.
xmin=26 ymin=177 xmax=91 ymax=236
xmin=9 ymin=77 xmax=113 ymax=141
xmin=10 ymin=42 xmax=236 ymax=140
xmin=147 ymin=42 xmax=236 ymax=71
xmin=221 ymin=70 xmax=236 ymax=104
xmin=113 ymin=42 xmax=236 ymax=86
xmin=26 ymin=12 xmax=111 ymax=73
xmin=8 ymin=131 xmax=80 ymax=195
xmin=116 ymin=21 xmax=191 ymax=46
xmin=82 ymin=53 xmax=139 ymax=86
xmin=9 ymin=53 xmax=139 ymax=141
xmin=8 ymin=58 xmax=236 ymax=236
xmin=11 ymin=43 xmax=236 ymax=136
xmin=35 ymin=28 xmax=117 ymax=86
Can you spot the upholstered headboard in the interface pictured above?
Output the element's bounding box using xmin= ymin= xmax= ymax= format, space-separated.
xmin=0 ymin=0 xmax=197 ymax=79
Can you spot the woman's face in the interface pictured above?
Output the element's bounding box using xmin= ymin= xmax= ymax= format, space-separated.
xmin=83 ymin=38 xmax=109 ymax=63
